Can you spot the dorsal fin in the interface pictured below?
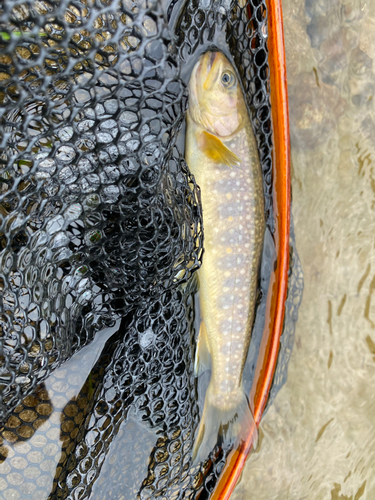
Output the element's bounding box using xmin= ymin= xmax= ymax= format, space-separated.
xmin=198 ymin=131 xmax=241 ymax=167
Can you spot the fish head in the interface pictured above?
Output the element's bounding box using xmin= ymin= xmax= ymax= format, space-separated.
xmin=188 ymin=51 xmax=246 ymax=137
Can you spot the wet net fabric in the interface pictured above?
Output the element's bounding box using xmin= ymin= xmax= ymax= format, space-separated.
xmin=0 ymin=0 xmax=300 ymax=499
xmin=267 ymin=216 xmax=304 ymax=410
xmin=0 ymin=0 xmax=203 ymax=419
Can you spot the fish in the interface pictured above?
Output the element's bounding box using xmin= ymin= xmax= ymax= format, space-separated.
xmin=185 ymin=51 xmax=265 ymax=463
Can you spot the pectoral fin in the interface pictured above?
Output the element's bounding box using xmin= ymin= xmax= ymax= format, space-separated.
xmin=194 ymin=321 xmax=211 ymax=377
xmin=198 ymin=131 xmax=241 ymax=167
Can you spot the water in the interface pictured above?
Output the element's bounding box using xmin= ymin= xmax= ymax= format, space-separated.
xmin=233 ymin=0 xmax=375 ymax=498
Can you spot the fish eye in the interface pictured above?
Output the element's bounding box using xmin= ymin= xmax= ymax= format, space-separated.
xmin=221 ymin=71 xmax=236 ymax=87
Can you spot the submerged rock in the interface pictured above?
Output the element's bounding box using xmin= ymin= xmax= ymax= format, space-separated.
xmin=318 ymin=28 xmax=358 ymax=87
xmin=348 ymin=47 xmax=374 ymax=107
xmin=288 ymin=71 xmax=346 ymax=149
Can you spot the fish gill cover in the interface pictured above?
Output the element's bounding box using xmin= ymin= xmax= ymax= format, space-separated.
xmin=0 ymin=0 xmax=301 ymax=498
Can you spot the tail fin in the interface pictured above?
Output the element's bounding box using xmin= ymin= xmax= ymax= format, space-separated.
xmin=192 ymin=385 xmax=258 ymax=466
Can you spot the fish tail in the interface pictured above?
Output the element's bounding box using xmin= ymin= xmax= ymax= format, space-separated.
xmin=192 ymin=384 xmax=258 ymax=465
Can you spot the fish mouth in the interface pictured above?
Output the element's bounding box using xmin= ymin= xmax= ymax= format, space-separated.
xmin=207 ymin=51 xmax=217 ymax=71
xmin=203 ymin=51 xmax=219 ymax=90
xmin=197 ymin=51 xmax=216 ymax=78
xmin=202 ymin=51 xmax=217 ymax=74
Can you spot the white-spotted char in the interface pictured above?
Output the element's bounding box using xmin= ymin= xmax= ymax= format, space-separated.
xmin=185 ymin=51 xmax=265 ymax=463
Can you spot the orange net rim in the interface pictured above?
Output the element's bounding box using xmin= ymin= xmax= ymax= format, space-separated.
xmin=210 ymin=0 xmax=291 ymax=497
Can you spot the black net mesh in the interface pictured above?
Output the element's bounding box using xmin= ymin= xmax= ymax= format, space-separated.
xmin=0 ymin=0 xmax=302 ymax=499
xmin=266 ymin=217 xmax=304 ymax=410
xmin=0 ymin=0 xmax=203 ymax=419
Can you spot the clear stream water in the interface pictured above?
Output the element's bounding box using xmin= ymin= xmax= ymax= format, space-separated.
xmin=233 ymin=0 xmax=375 ymax=498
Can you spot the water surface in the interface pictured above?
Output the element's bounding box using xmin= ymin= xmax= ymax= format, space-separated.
xmin=234 ymin=0 xmax=375 ymax=498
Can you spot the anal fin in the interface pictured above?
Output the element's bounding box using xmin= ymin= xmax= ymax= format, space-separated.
xmin=194 ymin=321 xmax=211 ymax=377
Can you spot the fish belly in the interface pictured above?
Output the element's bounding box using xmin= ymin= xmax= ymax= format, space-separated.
xmin=187 ymin=122 xmax=265 ymax=410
